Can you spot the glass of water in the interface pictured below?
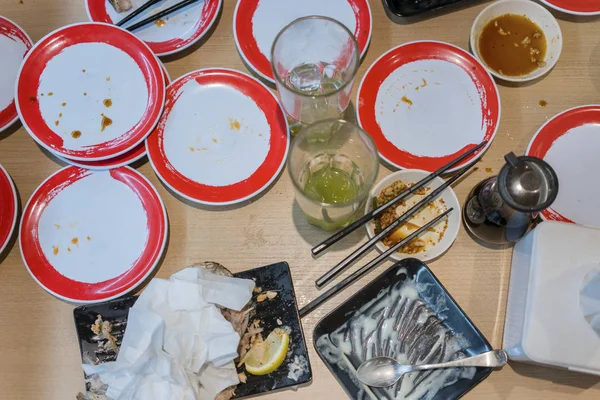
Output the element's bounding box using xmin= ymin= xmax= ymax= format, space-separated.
xmin=288 ymin=119 xmax=379 ymax=231
xmin=271 ymin=16 xmax=360 ymax=136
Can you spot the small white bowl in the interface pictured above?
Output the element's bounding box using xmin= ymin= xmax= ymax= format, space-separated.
xmin=470 ymin=0 xmax=563 ymax=83
xmin=364 ymin=170 xmax=460 ymax=263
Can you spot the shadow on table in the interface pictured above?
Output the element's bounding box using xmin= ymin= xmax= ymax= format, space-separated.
xmin=159 ymin=167 xmax=285 ymax=212
xmin=0 ymin=121 xmax=21 ymax=142
xmin=509 ymin=362 xmax=600 ymax=393
xmin=291 ymin=200 xmax=366 ymax=253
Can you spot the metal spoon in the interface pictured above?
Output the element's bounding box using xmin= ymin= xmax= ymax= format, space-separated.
xmin=357 ymin=350 xmax=508 ymax=388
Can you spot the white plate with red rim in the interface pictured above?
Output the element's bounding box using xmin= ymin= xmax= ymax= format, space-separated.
xmin=0 ymin=163 xmax=18 ymax=256
xmin=86 ymin=0 xmax=222 ymax=57
xmin=0 ymin=16 xmax=33 ymax=133
xmin=357 ymin=41 xmax=501 ymax=173
xmin=146 ymin=67 xmax=289 ymax=205
xmin=20 ymin=166 xmax=168 ymax=303
xmin=540 ymin=0 xmax=600 ymax=15
xmin=16 ymin=22 xmax=165 ymax=162
xmin=233 ymin=0 xmax=372 ymax=83
xmin=57 ymin=61 xmax=171 ymax=170
xmin=364 ymin=169 xmax=460 ymax=263
xmin=526 ymin=105 xmax=600 ymax=227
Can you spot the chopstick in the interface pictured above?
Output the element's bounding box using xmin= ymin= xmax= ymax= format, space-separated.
xmin=115 ymin=0 xmax=162 ymax=27
xmin=311 ymin=141 xmax=487 ymax=257
xmin=299 ymin=208 xmax=454 ymax=317
xmin=315 ymin=165 xmax=471 ymax=288
xmin=125 ymin=0 xmax=199 ymax=32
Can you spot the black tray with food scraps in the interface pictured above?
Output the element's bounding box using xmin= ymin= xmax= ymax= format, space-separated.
xmin=313 ymin=258 xmax=493 ymax=400
xmin=383 ymin=0 xmax=480 ymax=18
xmin=74 ymin=261 xmax=312 ymax=399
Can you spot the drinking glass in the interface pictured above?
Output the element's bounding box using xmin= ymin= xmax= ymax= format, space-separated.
xmin=271 ymin=16 xmax=360 ymax=136
xmin=288 ymin=119 xmax=379 ymax=231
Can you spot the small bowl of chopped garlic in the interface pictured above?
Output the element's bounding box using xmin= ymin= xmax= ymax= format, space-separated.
xmin=365 ymin=169 xmax=460 ymax=263
xmin=470 ymin=0 xmax=563 ymax=83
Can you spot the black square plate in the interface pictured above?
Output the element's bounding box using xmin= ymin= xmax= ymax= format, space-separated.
xmin=383 ymin=0 xmax=478 ymax=18
xmin=313 ymin=258 xmax=493 ymax=400
xmin=74 ymin=261 xmax=312 ymax=398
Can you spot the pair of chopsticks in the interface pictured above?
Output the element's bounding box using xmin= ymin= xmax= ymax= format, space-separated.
xmin=116 ymin=0 xmax=198 ymax=32
xmin=299 ymin=208 xmax=454 ymax=317
xmin=313 ymin=141 xmax=487 ymax=288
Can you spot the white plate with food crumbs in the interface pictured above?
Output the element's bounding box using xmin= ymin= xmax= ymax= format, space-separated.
xmin=15 ymin=23 xmax=165 ymax=162
xmin=365 ymin=170 xmax=460 ymax=262
xmin=86 ymin=0 xmax=223 ymax=56
xmin=356 ymin=41 xmax=499 ymax=172
xmin=0 ymin=16 xmax=33 ymax=133
xmin=145 ymin=68 xmax=289 ymax=205
xmin=19 ymin=166 xmax=168 ymax=303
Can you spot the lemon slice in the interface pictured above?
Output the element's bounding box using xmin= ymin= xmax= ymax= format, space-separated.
xmin=243 ymin=328 xmax=290 ymax=376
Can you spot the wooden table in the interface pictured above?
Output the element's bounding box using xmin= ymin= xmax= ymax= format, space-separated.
xmin=1 ymin=0 xmax=599 ymax=399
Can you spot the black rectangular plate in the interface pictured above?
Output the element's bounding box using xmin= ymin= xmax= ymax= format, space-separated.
xmin=313 ymin=258 xmax=493 ymax=400
xmin=383 ymin=0 xmax=477 ymax=18
xmin=74 ymin=261 xmax=312 ymax=399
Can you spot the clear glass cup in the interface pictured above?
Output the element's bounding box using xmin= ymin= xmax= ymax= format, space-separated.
xmin=271 ymin=16 xmax=360 ymax=137
xmin=288 ymin=119 xmax=379 ymax=231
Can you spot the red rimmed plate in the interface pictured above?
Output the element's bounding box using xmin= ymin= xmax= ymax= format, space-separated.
xmin=0 ymin=164 xmax=18 ymax=256
xmin=20 ymin=166 xmax=168 ymax=303
xmin=86 ymin=0 xmax=222 ymax=57
xmin=526 ymin=105 xmax=600 ymax=227
xmin=540 ymin=0 xmax=600 ymax=15
xmin=233 ymin=0 xmax=372 ymax=83
xmin=0 ymin=16 xmax=33 ymax=133
xmin=16 ymin=22 xmax=165 ymax=162
xmin=357 ymin=41 xmax=500 ymax=172
xmin=58 ymin=61 xmax=171 ymax=170
xmin=146 ymin=68 xmax=289 ymax=205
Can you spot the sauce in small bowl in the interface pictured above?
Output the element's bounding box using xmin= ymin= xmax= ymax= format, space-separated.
xmin=470 ymin=0 xmax=562 ymax=83
xmin=479 ymin=14 xmax=547 ymax=77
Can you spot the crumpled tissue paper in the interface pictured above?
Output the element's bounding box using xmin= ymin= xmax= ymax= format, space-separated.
xmin=83 ymin=267 xmax=255 ymax=400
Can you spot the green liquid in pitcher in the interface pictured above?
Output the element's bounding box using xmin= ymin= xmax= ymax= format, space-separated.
xmin=303 ymin=166 xmax=358 ymax=204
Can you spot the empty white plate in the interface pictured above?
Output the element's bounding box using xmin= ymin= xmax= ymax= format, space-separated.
xmin=146 ymin=68 xmax=289 ymax=205
xmin=20 ymin=166 xmax=168 ymax=303
xmin=16 ymin=22 xmax=165 ymax=161
xmin=357 ymin=41 xmax=500 ymax=172
xmin=527 ymin=105 xmax=600 ymax=227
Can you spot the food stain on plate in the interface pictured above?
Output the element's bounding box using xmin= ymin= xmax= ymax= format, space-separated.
xmin=372 ymin=180 xmax=449 ymax=255
xmin=401 ymin=95 xmax=413 ymax=108
xmin=229 ymin=117 xmax=242 ymax=131
xmin=100 ymin=114 xmax=113 ymax=132
xmin=479 ymin=14 xmax=547 ymax=76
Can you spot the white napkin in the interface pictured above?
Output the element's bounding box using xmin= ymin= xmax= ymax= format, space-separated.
xmin=83 ymin=267 xmax=255 ymax=400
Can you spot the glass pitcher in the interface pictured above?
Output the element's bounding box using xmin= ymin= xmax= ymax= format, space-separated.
xmin=463 ymin=152 xmax=559 ymax=247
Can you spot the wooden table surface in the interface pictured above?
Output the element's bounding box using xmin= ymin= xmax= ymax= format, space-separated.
xmin=1 ymin=0 xmax=599 ymax=399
